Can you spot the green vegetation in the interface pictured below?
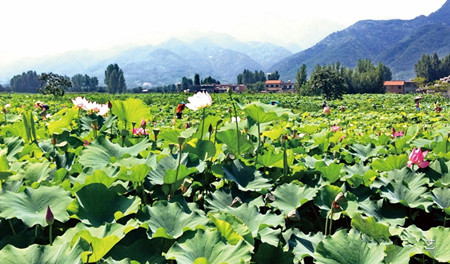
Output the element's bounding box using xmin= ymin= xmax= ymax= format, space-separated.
xmin=0 ymin=92 xmax=448 ymax=263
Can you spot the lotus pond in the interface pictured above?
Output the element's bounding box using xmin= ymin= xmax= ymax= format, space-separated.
xmin=0 ymin=92 xmax=449 ymax=264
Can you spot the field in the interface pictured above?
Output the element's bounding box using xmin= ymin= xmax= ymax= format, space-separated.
xmin=0 ymin=92 xmax=449 ymax=264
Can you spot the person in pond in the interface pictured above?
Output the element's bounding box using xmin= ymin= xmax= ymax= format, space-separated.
xmin=35 ymin=101 xmax=49 ymax=116
xmin=176 ymin=101 xmax=186 ymax=119
xmin=434 ymin=101 xmax=442 ymax=113
xmin=414 ymin=97 xmax=421 ymax=111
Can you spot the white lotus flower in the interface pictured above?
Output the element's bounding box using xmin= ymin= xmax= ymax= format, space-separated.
xmin=71 ymin=97 xmax=89 ymax=110
xmin=185 ymin=91 xmax=212 ymax=111
xmin=98 ymin=104 xmax=109 ymax=116
xmin=231 ymin=116 xmax=241 ymax=123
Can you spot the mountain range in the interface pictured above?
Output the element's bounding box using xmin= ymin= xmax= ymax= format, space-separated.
xmin=272 ymin=0 xmax=450 ymax=81
xmin=1 ymin=1 xmax=449 ymax=87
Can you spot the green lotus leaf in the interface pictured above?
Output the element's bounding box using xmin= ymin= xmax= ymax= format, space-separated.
xmin=0 ymin=185 xmax=72 ymax=227
xmin=343 ymin=163 xmax=376 ymax=187
xmin=258 ymin=227 xmax=281 ymax=247
xmin=14 ymin=160 xmax=52 ymax=185
xmin=209 ymin=212 xmax=254 ymax=245
xmin=254 ymin=243 xmax=295 ymax=264
xmin=314 ymin=229 xmax=386 ymax=264
xmin=111 ymin=98 xmax=150 ymax=128
xmin=3 ymin=136 xmax=23 ymax=160
xmin=350 ymin=143 xmax=383 ymax=161
xmin=59 ymin=221 xmax=139 ymax=263
xmin=378 ymin=168 xmax=433 ymax=212
xmin=243 ymin=102 xmax=292 ymax=123
xmin=141 ymin=200 xmax=208 ymax=239
xmin=165 ymin=229 xmax=253 ymax=264
xmin=78 ymin=136 xmax=151 ymax=170
xmin=313 ymin=184 xmax=346 ymax=218
xmin=0 ymin=237 xmax=89 ymax=264
xmin=116 ymin=163 xmax=151 ymax=184
xmin=315 ymin=161 xmax=345 ymax=183
xmin=431 ymin=187 xmax=450 ymax=215
xmin=271 ymin=182 xmax=317 ymax=216
xmin=357 ymin=199 xmax=406 ymax=226
xmin=183 ymin=139 xmax=216 ymax=161
xmin=257 ymin=149 xmax=284 ymax=168
xmin=371 ymin=154 xmax=408 ymax=172
xmin=204 ymin=188 xmax=236 ymax=211
xmin=72 ymin=169 xmax=117 ymax=192
xmin=106 ymin=237 xmax=165 ymax=264
xmin=424 ymin=226 xmax=450 ymax=262
xmin=223 ymin=159 xmax=272 ymax=192
xmin=147 ymin=152 xmax=204 ymax=185
xmin=432 ymin=135 xmax=449 ymax=155
xmin=351 ymin=213 xmax=391 ymax=243
xmin=0 ymin=155 xmax=13 ymax=181
xmin=384 ymin=244 xmax=417 ymax=264
xmin=428 ymin=159 xmax=450 ymax=187
xmin=159 ymin=129 xmax=180 ymax=143
xmin=288 ymin=230 xmax=324 ymax=260
xmin=226 ymin=203 xmax=284 ymax=237
xmin=73 ymin=183 xmax=140 ymax=227
xmin=47 ymin=108 xmax=78 ymax=134
xmin=216 ymin=128 xmax=254 ymax=155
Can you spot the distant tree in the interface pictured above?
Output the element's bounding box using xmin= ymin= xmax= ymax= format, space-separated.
xmin=414 ymin=53 xmax=450 ymax=82
xmin=105 ymin=64 xmax=126 ymax=94
xmin=72 ymin=74 xmax=99 ymax=92
xmin=181 ymin=77 xmax=193 ymax=90
xmin=201 ymin=76 xmax=220 ymax=85
xmin=295 ymin=64 xmax=307 ymax=93
xmin=194 ymin=74 xmax=201 ymax=85
xmin=347 ymin=59 xmax=390 ymax=93
xmin=267 ymin=71 xmax=280 ymax=80
xmin=38 ymin=72 xmax=72 ymax=96
xmin=237 ymin=69 xmax=266 ymax=84
xmin=310 ymin=66 xmax=347 ymax=100
xmin=10 ymin=71 xmax=40 ymax=93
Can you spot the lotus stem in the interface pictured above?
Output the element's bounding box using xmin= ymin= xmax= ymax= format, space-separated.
xmin=49 ymin=223 xmax=53 ymax=246
xmin=229 ymin=94 xmax=240 ymax=155
xmin=324 ymin=215 xmax=329 ymax=236
xmin=8 ymin=219 xmax=16 ymax=236
xmin=200 ymin=108 xmax=206 ymax=139
xmin=35 ymin=225 xmax=38 ymax=238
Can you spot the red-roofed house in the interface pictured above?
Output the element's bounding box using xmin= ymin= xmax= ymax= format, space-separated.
xmin=384 ymin=81 xmax=417 ymax=94
xmin=265 ymin=80 xmax=283 ymax=92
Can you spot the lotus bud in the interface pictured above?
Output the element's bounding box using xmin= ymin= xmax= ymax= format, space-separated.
xmin=287 ymin=209 xmax=300 ymax=221
xmin=264 ymin=193 xmax=275 ymax=204
xmin=230 ymin=197 xmax=242 ymax=207
xmin=323 ymin=106 xmax=330 ymax=115
xmin=46 ymin=206 xmax=54 ymax=225
xmin=208 ymin=124 xmax=213 ymax=134
xmin=107 ymin=100 xmax=112 ymax=109
xmin=140 ymin=118 xmax=146 ymax=129
xmin=186 ymin=122 xmax=191 ymax=129
xmin=177 ymin=136 xmax=186 ymax=148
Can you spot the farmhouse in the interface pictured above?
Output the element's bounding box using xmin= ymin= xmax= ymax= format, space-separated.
xmin=383 ymin=81 xmax=417 ymax=94
xmin=265 ymin=80 xmax=296 ymax=93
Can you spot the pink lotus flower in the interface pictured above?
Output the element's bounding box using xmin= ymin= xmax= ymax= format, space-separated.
xmin=140 ymin=118 xmax=146 ymax=128
xmin=97 ymin=104 xmax=109 ymax=116
xmin=391 ymin=127 xmax=404 ymax=138
xmin=323 ymin=106 xmax=330 ymax=115
xmin=132 ymin=127 xmax=148 ymax=136
xmin=331 ymin=125 xmax=340 ymax=132
xmin=407 ymin=148 xmax=430 ymax=168
xmin=186 ymin=91 xmax=213 ymax=111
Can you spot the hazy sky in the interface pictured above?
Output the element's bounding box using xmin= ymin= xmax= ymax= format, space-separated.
xmin=0 ymin=0 xmax=446 ymax=65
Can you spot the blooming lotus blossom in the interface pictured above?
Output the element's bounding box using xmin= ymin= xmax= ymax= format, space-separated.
xmin=71 ymin=97 xmax=89 ymax=110
xmin=393 ymin=131 xmax=404 ymax=138
xmin=97 ymin=104 xmax=109 ymax=116
xmin=323 ymin=106 xmax=330 ymax=115
xmin=331 ymin=125 xmax=340 ymax=132
xmin=407 ymin=148 xmax=430 ymax=168
xmin=185 ymin=91 xmax=213 ymax=111
xmin=132 ymin=127 xmax=148 ymax=136
xmin=5 ymin=103 xmax=11 ymax=109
